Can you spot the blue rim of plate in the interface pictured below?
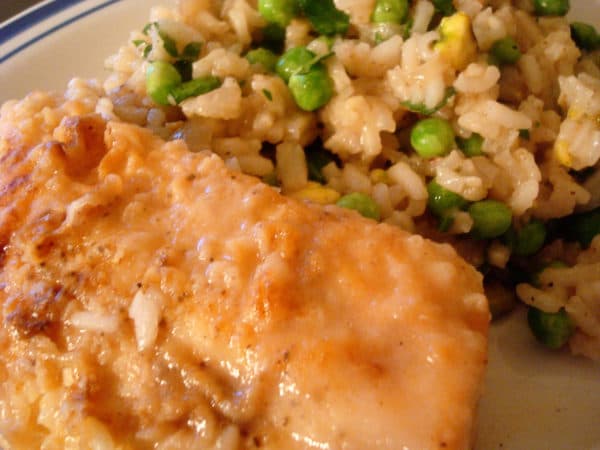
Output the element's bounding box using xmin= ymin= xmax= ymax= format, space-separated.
xmin=0 ymin=0 xmax=122 ymax=64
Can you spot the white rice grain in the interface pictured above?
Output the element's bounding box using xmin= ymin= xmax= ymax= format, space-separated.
xmin=181 ymin=77 xmax=242 ymax=119
xmin=129 ymin=289 xmax=164 ymax=352
xmin=454 ymin=63 xmax=500 ymax=94
xmin=70 ymin=311 xmax=119 ymax=333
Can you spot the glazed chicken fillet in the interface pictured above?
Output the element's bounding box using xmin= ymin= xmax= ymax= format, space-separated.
xmin=0 ymin=105 xmax=489 ymax=449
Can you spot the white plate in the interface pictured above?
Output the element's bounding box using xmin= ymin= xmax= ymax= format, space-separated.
xmin=1 ymin=2 xmax=600 ymax=449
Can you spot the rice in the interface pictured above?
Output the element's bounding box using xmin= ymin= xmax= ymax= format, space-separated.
xmin=69 ymin=311 xmax=119 ymax=333
xmin=84 ymin=0 xmax=600 ymax=363
xmin=517 ymin=236 xmax=600 ymax=359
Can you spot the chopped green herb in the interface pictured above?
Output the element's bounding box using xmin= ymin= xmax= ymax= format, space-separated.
xmin=132 ymin=39 xmax=147 ymax=47
xmin=143 ymin=44 xmax=153 ymax=59
xmin=159 ymin=30 xmax=179 ymax=57
xmin=437 ymin=212 xmax=455 ymax=232
xmin=298 ymin=0 xmax=350 ymax=36
xmin=400 ymin=87 xmax=456 ymax=115
xmin=403 ymin=17 xmax=413 ymax=38
xmin=431 ymin=0 xmax=456 ymax=16
xmin=141 ymin=22 xmax=179 ymax=57
xmin=519 ymin=129 xmax=530 ymax=140
xmin=305 ymin=142 xmax=336 ymax=183
xmin=173 ymin=59 xmax=193 ymax=82
xmin=169 ymin=76 xmax=222 ymax=104
xmin=304 ymin=51 xmax=335 ymax=70
xmin=262 ymin=89 xmax=273 ymax=101
xmin=181 ymin=42 xmax=202 ymax=60
xmin=142 ymin=22 xmax=156 ymax=35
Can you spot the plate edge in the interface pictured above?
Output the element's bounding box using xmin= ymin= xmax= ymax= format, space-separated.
xmin=0 ymin=0 xmax=123 ymax=64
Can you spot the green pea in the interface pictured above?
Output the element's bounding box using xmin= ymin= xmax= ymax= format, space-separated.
xmin=505 ymin=220 xmax=546 ymax=256
xmin=336 ymin=192 xmax=381 ymax=220
xmin=456 ymin=133 xmax=484 ymax=157
xmin=532 ymin=0 xmax=569 ymax=16
xmin=570 ymin=22 xmax=600 ymax=51
xmin=527 ymin=307 xmax=575 ymax=349
xmin=288 ymin=66 xmax=334 ymax=111
xmin=246 ymin=48 xmax=279 ymax=72
xmin=169 ymin=76 xmax=222 ymax=104
xmin=427 ymin=179 xmax=469 ymax=217
xmin=276 ymin=47 xmax=316 ymax=83
xmin=258 ymin=0 xmax=299 ymax=27
xmin=410 ymin=117 xmax=455 ymax=158
xmin=146 ymin=60 xmax=182 ymax=105
xmin=489 ymin=36 xmax=521 ymax=65
xmin=468 ymin=200 xmax=513 ymax=239
xmin=371 ymin=0 xmax=410 ymax=24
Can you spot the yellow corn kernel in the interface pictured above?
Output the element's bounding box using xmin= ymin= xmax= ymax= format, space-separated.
xmin=434 ymin=12 xmax=477 ymax=71
xmin=554 ymin=140 xmax=572 ymax=167
xmin=370 ymin=168 xmax=388 ymax=184
xmin=290 ymin=182 xmax=341 ymax=204
xmin=567 ymin=107 xmax=583 ymax=120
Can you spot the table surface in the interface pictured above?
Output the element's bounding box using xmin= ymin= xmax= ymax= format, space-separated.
xmin=1 ymin=0 xmax=44 ymax=24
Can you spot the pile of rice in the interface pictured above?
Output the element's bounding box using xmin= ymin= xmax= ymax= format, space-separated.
xmin=2 ymin=0 xmax=599 ymax=358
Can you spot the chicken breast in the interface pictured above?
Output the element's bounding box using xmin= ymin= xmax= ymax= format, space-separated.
xmin=0 ymin=105 xmax=489 ymax=449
